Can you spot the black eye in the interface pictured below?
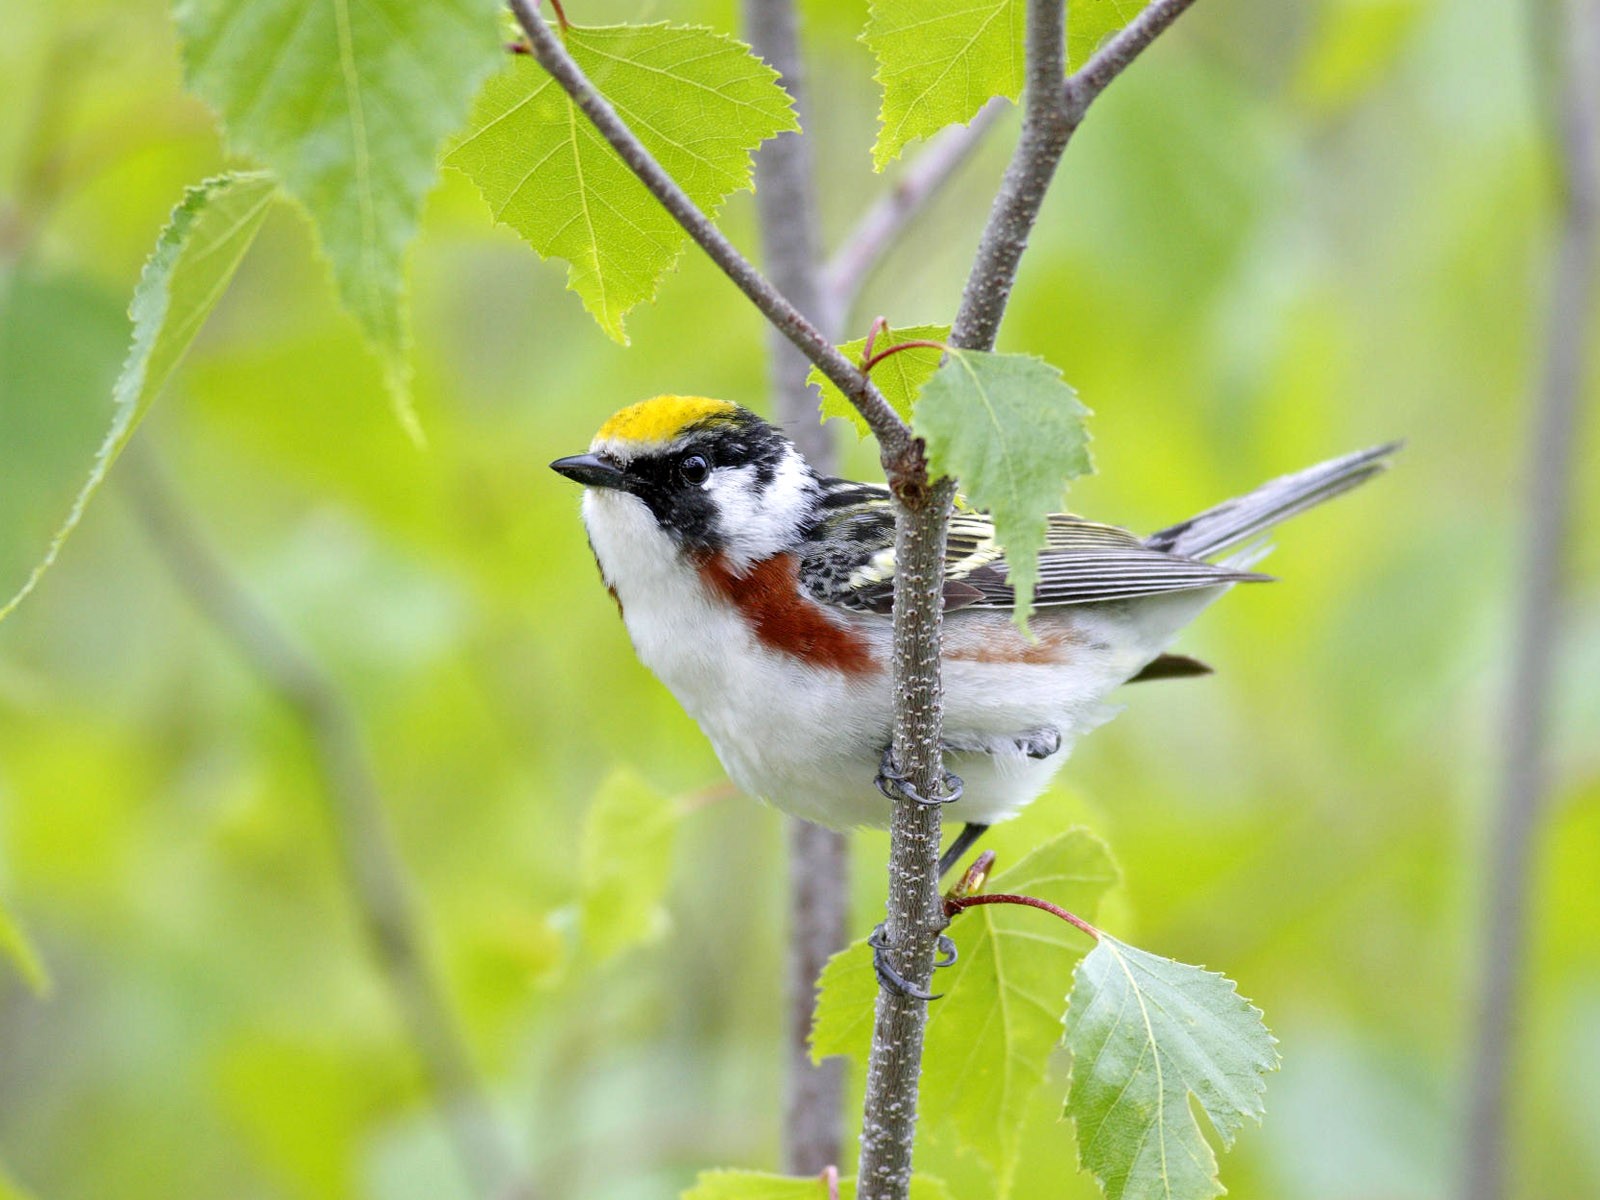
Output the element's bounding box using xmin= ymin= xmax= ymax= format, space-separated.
xmin=678 ymin=454 xmax=711 ymax=484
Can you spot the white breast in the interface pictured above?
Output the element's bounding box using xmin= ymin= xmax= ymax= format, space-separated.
xmin=581 ymin=489 xmax=1228 ymax=829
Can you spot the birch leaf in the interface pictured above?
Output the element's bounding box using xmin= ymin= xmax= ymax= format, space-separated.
xmin=865 ymin=0 xmax=1151 ymax=168
xmin=174 ymin=0 xmax=503 ymax=429
xmin=1063 ymin=937 xmax=1279 ymax=1200
xmin=807 ymin=323 xmax=950 ymax=435
xmin=447 ymin=23 xmax=797 ymax=343
xmin=811 ymin=830 xmax=1117 ymax=1179
xmin=0 ymin=173 xmax=276 ymax=621
xmin=579 ymin=768 xmax=680 ymax=962
xmin=913 ymin=348 xmax=1092 ymax=625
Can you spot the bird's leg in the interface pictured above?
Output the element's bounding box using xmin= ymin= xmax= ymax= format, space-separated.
xmin=870 ymin=746 xmax=964 ymax=999
xmin=875 ymin=745 xmax=965 ymax=808
xmin=869 ymin=922 xmax=959 ymax=1001
xmin=938 ymin=822 xmax=991 ymax=878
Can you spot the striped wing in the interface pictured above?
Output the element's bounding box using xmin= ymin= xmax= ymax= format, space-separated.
xmin=796 ymin=481 xmax=1262 ymax=615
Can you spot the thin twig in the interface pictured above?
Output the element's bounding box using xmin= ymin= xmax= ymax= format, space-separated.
xmin=821 ymin=99 xmax=1008 ymax=334
xmin=120 ymin=445 xmax=529 ymax=1200
xmin=505 ymin=0 xmax=920 ymax=488
xmin=950 ymin=0 xmax=1203 ymax=350
xmin=1462 ymin=2 xmax=1600 ymax=1197
xmin=740 ymin=0 xmax=851 ymax=1170
xmin=1064 ymin=0 xmax=1203 ymax=120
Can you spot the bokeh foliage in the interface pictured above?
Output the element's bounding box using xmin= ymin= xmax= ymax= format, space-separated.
xmin=1 ymin=0 xmax=1598 ymax=1198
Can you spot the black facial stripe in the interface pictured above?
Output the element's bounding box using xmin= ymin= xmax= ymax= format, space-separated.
xmin=614 ymin=408 xmax=799 ymax=553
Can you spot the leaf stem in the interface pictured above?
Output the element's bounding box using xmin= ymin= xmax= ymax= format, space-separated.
xmin=944 ymin=893 xmax=1101 ymax=941
xmin=861 ymin=340 xmax=950 ymax=374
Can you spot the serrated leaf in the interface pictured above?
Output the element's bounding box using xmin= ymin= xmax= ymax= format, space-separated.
xmin=682 ymin=1169 xmax=951 ymax=1200
xmin=808 ymin=324 xmax=950 ymax=436
xmin=865 ymin=0 xmax=1023 ymax=170
xmin=174 ymin=0 xmax=503 ymax=431
xmin=0 ymin=173 xmax=276 ymax=622
xmin=1063 ymin=936 xmax=1279 ymax=1200
xmin=0 ymin=899 xmax=49 ymax=995
xmin=579 ymin=768 xmax=680 ymax=962
xmin=447 ymin=23 xmax=798 ymax=342
xmin=812 ymin=830 xmax=1117 ymax=1179
xmin=865 ymin=0 xmax=1149 ymax=168
xmin=913 ymin=349 xmax=1091 ymax=626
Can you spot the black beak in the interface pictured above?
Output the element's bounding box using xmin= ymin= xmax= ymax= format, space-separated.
xmin=550 ymin=453 xmax=628 ymax=490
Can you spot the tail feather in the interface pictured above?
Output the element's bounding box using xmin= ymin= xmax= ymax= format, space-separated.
xmin=1146 ymin=442 xmax=1401 ymax=560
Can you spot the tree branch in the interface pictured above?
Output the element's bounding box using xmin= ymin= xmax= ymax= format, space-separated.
xmin=120 ymin=445 xmax=529 ymax=1200
xmin=1064 ymin=0 xmax=1203 ymax=120
xmin=1462 ymin=2 xmax=1600 ymax=1197
xmin=740 ymin=0 xmax=851 ymax=1173
xmin=506 ymin=1 xmax=921 ymax=488
xmin=858 ymin=0 xmax=1205 ymax=1193
xmin=951 ymin=0 xmax=1202 ymax=351
xmin=821 ymin=99 xmax=1007 ymax=335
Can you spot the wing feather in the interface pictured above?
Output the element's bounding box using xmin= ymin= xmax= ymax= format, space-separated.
xmin=797 ymin=482 xmax=1263 ymax=614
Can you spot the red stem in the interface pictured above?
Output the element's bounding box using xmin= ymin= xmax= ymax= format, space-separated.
xmin=859 ymin=314 xmax=889 ymax=369
xmin=544 ymin=0 xmax=571 ymax=32
xmin=943 ymin=892 xmax=1101 ymax=940
xmin=861 ymin=339 xmax=948 ymax=374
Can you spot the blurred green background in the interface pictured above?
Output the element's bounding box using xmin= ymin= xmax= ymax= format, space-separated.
xmin=2 ymin=0 xmax=1598 ymax=1197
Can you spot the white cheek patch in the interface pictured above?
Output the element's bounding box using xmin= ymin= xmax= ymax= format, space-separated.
xmin=706 ymin=447 xmax=816 ymax=568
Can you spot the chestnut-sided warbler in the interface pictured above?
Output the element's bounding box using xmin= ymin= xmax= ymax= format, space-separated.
xmin=552 ymin=395 xmax=1394 ymax=875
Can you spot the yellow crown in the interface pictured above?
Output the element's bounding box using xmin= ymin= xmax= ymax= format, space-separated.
xmin=594 ymin=395 xmax=738 ymax=447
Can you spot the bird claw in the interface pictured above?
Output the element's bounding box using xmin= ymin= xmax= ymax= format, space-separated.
xmin=1016 ymin=727 xmax=1062 ymax=759
xmin=876 ymin=747 xmax=965 ymax=808
xmin=868 ymin=923 xmax=958 ymax=1001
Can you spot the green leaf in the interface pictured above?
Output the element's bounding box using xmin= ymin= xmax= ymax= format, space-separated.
xmin=864 ymin=0 xmax=1149 ymax=168
xmin=1062 ymin=936 xmax=1279 ymax=1200
xmin=913 ymin=349 xmax=1092 ymax=625
xmin=682 ymin=1170 xmax=952 ymax=1200
xmin=864 ymin=0 xmax=1023 ymax=170
xmin=807 ymin=323 xmax=950 ymax=436
xmin=0 ymin=173 xmax=276 ymax=622
xmin=812 ymin=830 xmax=1117 ymax=1179
xmin=579 ymin=768 xmax=680 ymax=962
xmin=447 ymin=23 xmax=798 ymax=343
xmin=0 ymin=899 xmax=49 ymax=995
xmin=174 ymin=0 xmax=503 ymax=432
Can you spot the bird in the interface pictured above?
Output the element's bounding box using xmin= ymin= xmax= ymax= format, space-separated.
xmin=551 ymin=394 xmax=1395 ymax=885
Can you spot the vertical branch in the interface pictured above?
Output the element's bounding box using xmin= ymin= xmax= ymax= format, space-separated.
xmin=1462 ymin=1 xmax=1600 ymax=1197
xmin=120 ymin=446 xmax=529 ymax=1200
xmin=741 ymin=0 xmax=850 ymax=1173
xmin=857 ymin=0 xmax=1067 ymax=1192
xmin=854 ymin=475 xmax=956 ymax=1200
xmin=856 ymin=2 xmax=1206 ymax=1194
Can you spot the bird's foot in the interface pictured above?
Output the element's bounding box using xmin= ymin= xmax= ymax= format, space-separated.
xmin=1015 ymin=727 xmax=1062 ymax=760
xmin=876 ymin=746 xmax=965 ymax=808
xmin=868 ymin=922 xmax=958 ymax=1001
